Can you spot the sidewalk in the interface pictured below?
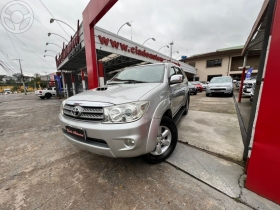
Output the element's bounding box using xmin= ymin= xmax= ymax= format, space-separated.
xmin=167 ymin=143 xmax=280 ymax=210
xmin=178 ymin=93 xmax=244 ymax=162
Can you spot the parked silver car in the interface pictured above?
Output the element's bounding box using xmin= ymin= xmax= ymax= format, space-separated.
xmin=206 ymin=76 xmax=233 ymax=96
xmin=59 ymin=63 xmax=190 ymax=163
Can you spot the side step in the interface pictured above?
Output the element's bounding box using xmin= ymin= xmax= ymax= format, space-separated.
xmin=173 ymin=106 xmax=185 ymax=125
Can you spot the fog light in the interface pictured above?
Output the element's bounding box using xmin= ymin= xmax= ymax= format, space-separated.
xmin=124 ymin=139 xmax=135 ymax=147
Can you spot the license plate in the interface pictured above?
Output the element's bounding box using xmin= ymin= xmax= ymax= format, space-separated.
xmin=214 ymin=90 xmax=220 ymax=92
xmin=65 ymin=126 xmax=86 ymax=139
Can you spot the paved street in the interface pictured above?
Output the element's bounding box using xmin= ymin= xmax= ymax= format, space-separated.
xmin=0 ymin=93 xmax=252 ymax=210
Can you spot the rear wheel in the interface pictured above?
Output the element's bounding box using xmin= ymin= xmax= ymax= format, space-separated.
xmin=143 ymin=116 xmax=178 ymax=164
xmin=40 ymin=96 xmax=45 ymax=99
xmin=45 ymin=93 xmax=52 ymax=99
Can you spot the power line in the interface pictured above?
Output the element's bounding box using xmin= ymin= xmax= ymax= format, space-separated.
xmin=0 ymin=43 xmax=21 ymax=71
xmin=4 ymin=25 xmax=21 ymax=59
xmin=38 ymin=0 xmax=71 ymax=38
xmin=10 ymin=32 xmax=56 ymax=69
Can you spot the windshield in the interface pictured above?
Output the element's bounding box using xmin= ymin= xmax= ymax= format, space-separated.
xmin=210 ymin=77 xmax=232 ymax=83
xmin=191 ymin=82 xmax=200 ymax=85
xmin=111 ymin=64 xmax=165 ymax=83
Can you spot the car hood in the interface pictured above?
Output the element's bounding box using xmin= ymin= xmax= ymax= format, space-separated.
xmin=207 ymin=82 xmax=232 ymax=87
xmin=66 ymin=83 xmax=162 ymax=104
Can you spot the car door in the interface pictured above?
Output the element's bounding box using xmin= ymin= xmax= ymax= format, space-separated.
xmin=174 ymin=67 xmax=187 ymax=108
xmin=169 ymin=66 xmax=182 ymax=115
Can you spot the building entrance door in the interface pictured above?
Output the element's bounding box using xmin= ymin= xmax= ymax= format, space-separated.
xmin=207 ymin=74 xmax=222 ymax=81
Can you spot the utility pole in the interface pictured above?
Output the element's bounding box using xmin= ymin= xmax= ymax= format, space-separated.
xmin=169 ymin=41 xmax=173 ymax=62
xmin=13 ymin=59 xmax=26 ymax=95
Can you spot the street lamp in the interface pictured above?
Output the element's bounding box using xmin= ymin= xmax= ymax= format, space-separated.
xmin=158 ymin=45 xmax=169 ymax=51
xmin=142 ymin=38 xmax=156 ymax=45
xmin=45 ymin=50 xmax=58 ymax=54
xmin=46 ymin=42 xmax=62 ymax=49
xmin=117 ymin=22 xmax=131 ymax=35
xmin=48 ymin=33 xmax=68 ymax=42
xmin=50 ymin=18 xmax=76 ymax=32
xmin=44 ymin=55 xmax=55 ymax=58
xmin=172 ymin=51 xmax=179 ymax=54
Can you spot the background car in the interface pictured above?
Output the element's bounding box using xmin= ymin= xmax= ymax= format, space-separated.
xmin=198 ymin=81 xmax=207 ymax=90
xmin=242 ymin=80 xmax=256 ymax=97
xmin=190 ymin=81 xmax=203 ymax=92
xmin=206 ymin=76 xmax=234 ymax=96
xmin=188 ymin=82 xmax=197 ymax=95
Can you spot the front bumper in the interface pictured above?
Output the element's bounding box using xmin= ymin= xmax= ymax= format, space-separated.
xmin=59 ymin=114 xmax=160 ymax=158
xmin=189 ymin=88 xmax=197 ymax=93
xmin=206 ymin=87 xmax=232 ymax=94
xmin=242 ymin=88 xmax=252 ymax=96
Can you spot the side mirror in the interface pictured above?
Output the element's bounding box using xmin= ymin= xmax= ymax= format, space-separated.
xmin=170 ymin=75 xmax=183 ymax=84
xmin=233 ymin=80 xmax=237 ymax=83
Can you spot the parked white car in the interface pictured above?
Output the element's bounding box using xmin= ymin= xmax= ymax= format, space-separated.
xmin=4 ymin=89 xmax=11 ymax=95
xmin=242 ymin=79 xmax=256 ymax=97
xmin=35 ymin=87 xmax=57 ymax=99
xmin=206 ymin=76 xmax=234 ymax=96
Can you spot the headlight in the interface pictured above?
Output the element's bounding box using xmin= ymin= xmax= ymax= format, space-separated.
xmin=103 ymin=101 xmax=149 ymax=123
xmin=60 ymin=100 xmax=66 ymax=115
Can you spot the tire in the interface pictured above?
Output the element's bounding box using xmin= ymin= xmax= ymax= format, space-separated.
xmin=40 ymin=96 xmax=45 ymax=99
xmin=45 ymin=93 xmax=52 ymax=99
xmin=194 ymin=92 xmax=197 ymax=95
xmin=182 ymin=96 xmax=189 ymax=116
xmin=206 ymin=93 xmax=210 ymax=97
xmin=229 ymin=92 xmax=233 ymax=97
xmin=143 ymin=116 xmax=178 ymax=164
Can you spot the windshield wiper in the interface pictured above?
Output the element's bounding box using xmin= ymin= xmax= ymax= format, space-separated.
xmin=123 ymin=79 xmax=146 ymax=84
xmin=109 ymin=79 xmax=146 ymax=84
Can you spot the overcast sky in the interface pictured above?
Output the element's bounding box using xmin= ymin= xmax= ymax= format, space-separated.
xmin=0 ymin=0 xmax=264 ymax=76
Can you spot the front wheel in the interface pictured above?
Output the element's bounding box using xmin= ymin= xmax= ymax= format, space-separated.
xmin=143 ymin=116 xmax=178 ymax=164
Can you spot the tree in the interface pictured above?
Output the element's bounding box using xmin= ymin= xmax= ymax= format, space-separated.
xmin=0 ymin=75 xmax=5 ymax=81
xmin=6 ymin=79 xmax=15 ymax=84
xmin=12 ymin=85 xmax=20 ymax=92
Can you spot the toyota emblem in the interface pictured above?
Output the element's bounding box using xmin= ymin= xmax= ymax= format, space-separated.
xmin=71 ymin=106 xmax=82 ymax=117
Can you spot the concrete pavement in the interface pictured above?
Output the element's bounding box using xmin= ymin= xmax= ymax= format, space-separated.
xmin=178 ymin=92 xmax=244 ymax=162
xmin=1 ymin=93 xmax=279 ymax=210
xmin=167 ymin=143 xmax=280 ymax=210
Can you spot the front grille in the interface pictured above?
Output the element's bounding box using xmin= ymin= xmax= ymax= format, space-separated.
xmin=63 ymin=104 xmax=104 ymax=121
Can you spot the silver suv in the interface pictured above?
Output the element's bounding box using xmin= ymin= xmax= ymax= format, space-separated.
xmin=59 ymin=63 xmax=189 ymax=163
xmin=206 ymin=76 xmax=233 ymax=96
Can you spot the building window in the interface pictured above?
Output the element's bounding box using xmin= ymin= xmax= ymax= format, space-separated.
xmin=206 ymin=59 xmax=222 ymax=67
